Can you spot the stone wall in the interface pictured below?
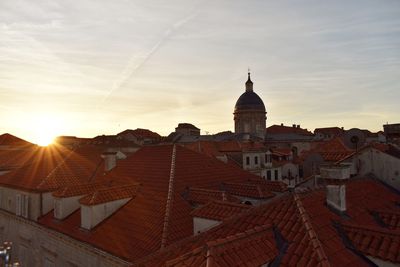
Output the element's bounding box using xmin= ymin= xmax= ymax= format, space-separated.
xmin=0 ymin=209 xmax=130 ymax=267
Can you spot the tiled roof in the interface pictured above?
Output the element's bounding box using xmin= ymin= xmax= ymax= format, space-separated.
xmin=267 ymin=125 xmax=313 ymax=135
xmin=52 ymin=182 xmax=106 ymax=198
xmin=138 ymin=178 xmax=400 ymax=267
xmin=165 ymin=225 xmax=278 ymax=267
xmin=79 ymin=183 xmax=140 ymax=205
xmin=222 ymin=182 xmax=275 ymax=199
xmin=191 ymin=200 xmax=251 ymax=221
xmin=0 ymin=147 xmax=42 ymax=169
xmin=314 ymin=127 xmax=344 ymax=136
xmin=374 ymin=211 xmax=400 ymax=230
xmin=176 ymin=123 xmax=200 ymax=130
xmin=185 ymin=187 xmax=240 ymax=205
xmin=36 ymin=146 xmax=105 ymax=191
xmin=246 ymin=178 xmax=288 ymax=192
xmin=301 ymin=137 xmax=354 ymax=162
xmin=118 ymin=128 xmax=161 ymax=140
xmin=0 ymin=145 xmax=72 ymax=191
xmin=182 ymin=140 xmax=266 ymax=158
xmin=0 ymin=133 xmax=33 ymax=146
xmin=39 ymin=145 xmax=262 ymax=262
xmin=341 ymin=224 xmax=400 ymax=263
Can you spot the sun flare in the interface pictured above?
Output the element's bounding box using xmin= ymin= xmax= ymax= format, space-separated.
xmin=32 ymin=115 xmax=62 ymax=146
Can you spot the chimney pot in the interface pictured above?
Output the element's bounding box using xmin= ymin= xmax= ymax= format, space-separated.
xmin=102 ymin=152 xmax=117 ymax=171
xmin=320 ymin=164 xmax=350 ymax=213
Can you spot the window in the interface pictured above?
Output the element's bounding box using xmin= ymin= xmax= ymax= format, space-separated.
xmin=267 ymin=170 xmax=271 ymax=180
xmin=274 ymin=170 xmax=279 ymax=180
xmin=254 ymin=156 xmax=258 ymax=165
xmin=16 ymin=194 xmax=29 ymax=218
xmin=246 ymin=156 xmax=250 ymax=165
xmin=16 ymin=194 xmax=21 ymax=216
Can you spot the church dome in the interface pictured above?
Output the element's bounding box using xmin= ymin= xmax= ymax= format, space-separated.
xmin=234 ymin=73 xmax=265 ymax=112
xmin=234 ymin=91 xmax=266 ymax=112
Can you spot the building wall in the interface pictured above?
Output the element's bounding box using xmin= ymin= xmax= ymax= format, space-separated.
xmin=357 ymin=148 xmax=400 ymax=190
xmin=261 ymin=168 xmax=281 ymax=181
xmin=234 ymin=111 xmax=266 ymax=139
xmin=54 ymin=196 xmax=82 ymax=220
xmin=81 ymin=198 xmax=131 ymax=230
xmin=0 ymin=186 xmax=41 ymax=221
xmin=0 ymin=209 xmax=129 ymax=267
xmin=242 ymin=152 xmax=265 ymax=171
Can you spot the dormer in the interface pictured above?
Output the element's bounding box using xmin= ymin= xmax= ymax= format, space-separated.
xmin=53 ymin=183 xmax=105 ymax=220
xmin=79 ymin=183 xmax=139 ymax=230
xmin=191 ymin=201 xmax=250 ymax=234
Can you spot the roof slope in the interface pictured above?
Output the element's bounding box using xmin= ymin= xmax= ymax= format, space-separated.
xmin=139 ymin=178 xmax=400 ymax=267
xmin=191 ymin=201 xmax=250 ymax=221
xmin=267 ymin=125 xmax=313 ymax=135
xmin=0 ymin=145 xmax=72 ymax=191
xmin=39 ymin=145 xmax=263 ymax=262
xmin=0 ymin=133 xmax=33 ymax=146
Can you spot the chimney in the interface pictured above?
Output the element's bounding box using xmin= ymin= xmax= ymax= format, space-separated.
xmin=297 ymin=125 xmax=300 ymax=128
xmin=292 ymin=124 xmax=296 ymax=128
xmin=281 ymin=123 xmax=284 ymax=126
xmin=102 ymin=152 xmax=117 ymax=171
xmin=320 ymin=165 xmax=350 ymax=213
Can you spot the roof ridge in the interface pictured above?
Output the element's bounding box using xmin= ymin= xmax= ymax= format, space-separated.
xmin=160 ymin=144 xmax=177 ymax=249
xmin=293 ymin=194 xmax=331 ymax=267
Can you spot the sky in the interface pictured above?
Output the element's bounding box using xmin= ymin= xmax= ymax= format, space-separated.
xmin=1 ymin=0 xmax=399 ymax=144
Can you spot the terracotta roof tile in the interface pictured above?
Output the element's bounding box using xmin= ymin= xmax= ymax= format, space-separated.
xmin=52 ymin=182 xmax=107 ymax=198
xmin=314 ymin=127 xmax=344 ymax=136
xmin=79 ymin=183 xmax=140 ymax=205
xmin=140 ymin=178 xmax=399 ymax=267
xmin=191 ymin=201 xmax=251 ymax=221
xmin=39 ymin=145 xmax=261 ymax=262
xmin=222 ymin=182 xmax=275 ymax=199
xmin=165 ymin=225 xmax=278 ymax=267
xmin=300 ymin=138 xmax=354 ymax=162
xmin=185 ymin=187 xmax=240 ymax=205
xmin=37 ymin=145 xmax=105 ymax=191
xmin=267 ymin=125 xmax=313 ymax=135
xmin=341 ymin=224 xmax=400 ymax=263
xmin=0 ymin=145 xmax=72 ymax=191
xmin=246 ymin=178 xmax=288 ymax=192
xmin=375 ymin=211 xmax=400 ymax=230
xmin=118 ymin=128 xmax=161 ymax=140
xmin=0 ymin=133 xmax=33 ymax=146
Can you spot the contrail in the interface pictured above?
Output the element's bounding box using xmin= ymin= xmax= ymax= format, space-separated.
xmin=99 ymin=12 xmax=198 ymax=106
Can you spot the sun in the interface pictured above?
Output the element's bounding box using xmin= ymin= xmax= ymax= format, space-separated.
xmin=32 ymin=115 xmax=62 ymax=146
xmin=37 ymin=132 xmax=56 ymax=146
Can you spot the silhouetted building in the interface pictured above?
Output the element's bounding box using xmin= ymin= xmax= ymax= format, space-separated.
xmin=234 ymin=73 xmax=266 ymax=140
